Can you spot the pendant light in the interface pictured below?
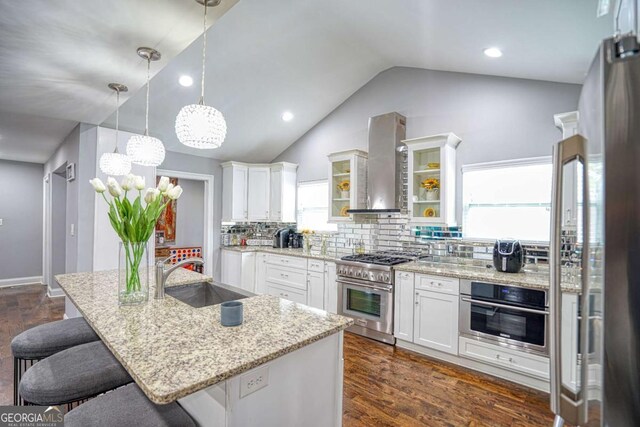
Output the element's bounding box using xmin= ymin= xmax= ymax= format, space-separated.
xmin=175 ymin=0 xmax=227 ymax=149
xmin=100 ymin=84 xmax=132 ymax=176
xmin=127 ymin=47 xmax=166 ymax=166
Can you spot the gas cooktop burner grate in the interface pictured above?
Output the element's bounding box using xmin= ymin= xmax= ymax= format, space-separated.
xmin=341 ymin=253 xmax=418 ymax=266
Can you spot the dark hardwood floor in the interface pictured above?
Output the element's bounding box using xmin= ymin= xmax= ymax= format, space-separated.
xmin=343 ymin=333 xmax=554 ymax=427
xmin=0 ymin=284 xmax=64 ymax=405
xmin=1 ymin=285 xmax=555 ymax=426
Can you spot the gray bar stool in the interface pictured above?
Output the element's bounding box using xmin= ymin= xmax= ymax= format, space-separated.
xmin=65 ymin=383 xmax=196 ymax=427
xmin=11 ymin=317 xmax=100 ymax=405
xmin=19 ymin=340 xmax=133 ymax=411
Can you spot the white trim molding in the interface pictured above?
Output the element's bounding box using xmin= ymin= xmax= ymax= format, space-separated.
xmin=0 ymin=276 xmax=43 ymax=288
xmin=156 ymin=168 xmax=215 ymax=277
xmin=47 ymin=286 xmax=65 ymax=298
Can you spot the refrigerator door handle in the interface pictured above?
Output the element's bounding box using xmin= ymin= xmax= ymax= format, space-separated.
xmin=550 ymin=134 xmax=590 ymax=426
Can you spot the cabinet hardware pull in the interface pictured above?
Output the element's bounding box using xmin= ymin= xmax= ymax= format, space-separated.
xmin=415 ymin=301 xmax=419 ymax=305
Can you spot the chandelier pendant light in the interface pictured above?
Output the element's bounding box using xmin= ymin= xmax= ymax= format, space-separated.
xmin=127 ymin=47 xmax=166 ymax=167
xmin=175 ymin=0 xmax=227 ymax=149
xmin=100 ymin=83 xmax=132 ymax=176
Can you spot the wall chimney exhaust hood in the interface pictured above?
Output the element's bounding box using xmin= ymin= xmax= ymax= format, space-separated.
xmin=347 ymin=112 xmax=407 ymax=214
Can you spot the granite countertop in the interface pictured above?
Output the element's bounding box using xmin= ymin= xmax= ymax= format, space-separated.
xmin=222 ymin=246 xmax=338 ymax=261
xmin=55 ymin=270 xmax=352 ymax=405
xmin=394 ymin=261 xmax=581 ymax=293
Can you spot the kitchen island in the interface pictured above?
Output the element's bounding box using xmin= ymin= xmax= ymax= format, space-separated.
xmin=55 ymin=269 xmax=352 ymax=426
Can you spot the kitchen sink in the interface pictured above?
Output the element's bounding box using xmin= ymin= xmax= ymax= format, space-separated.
xmin=165 ymin=282 xmax=248 ymax=308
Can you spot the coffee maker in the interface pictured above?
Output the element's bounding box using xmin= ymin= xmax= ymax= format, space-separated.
xmin=273 ymin=228 xmax=291 ymax=248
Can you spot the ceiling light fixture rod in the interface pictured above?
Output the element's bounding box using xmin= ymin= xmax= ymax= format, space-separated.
xmin=107 ymin=83 xmax=128 ymax=153
xmin=136 ymin=47 xmax=161 ymax=136
xmin=200 ymin=1 xmax=208 ymax=105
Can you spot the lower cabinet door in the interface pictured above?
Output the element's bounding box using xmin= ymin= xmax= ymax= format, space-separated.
xmin=324 ymin=262 xmax=337 ymax=314
xmin=266 ymin=283 xmax=307 ymax=304
xmin=307 ymin=271 xmax=324 ymax=310
xmin=394 ymin=272 xmax=415 ymax=341
xmin=221 ymin=250 xmax=242 ymax=288
xmin=254 ymin=253 xmax=267 ymax=295
xmin=413 ymin=289 xmax=459 ymax=355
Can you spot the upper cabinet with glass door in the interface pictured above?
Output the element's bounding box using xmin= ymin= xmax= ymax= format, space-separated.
xmin=404 ymin=133 xmax=461 ymax=225
xmin=328 ymin=150 xmax=367 ymax=222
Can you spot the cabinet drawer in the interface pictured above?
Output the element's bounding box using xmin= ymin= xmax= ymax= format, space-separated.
xmin=265 ymin=264 xmax=307 ymax=291
xmin=307 ymin=259 xmax=325 ymax=273
xmin=266 ymin=254 xmax=307 ymax=270
xmin=415 ymin=274 xmax=459 ymax=295
xmin=267 ymin=283 xmax=307 ymax=304
xmin=458 ymin=337 xmax=549 ymax=380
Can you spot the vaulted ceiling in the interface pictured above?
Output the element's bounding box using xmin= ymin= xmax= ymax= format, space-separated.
xmin=0 ymin=0 xmax=613 ymax=164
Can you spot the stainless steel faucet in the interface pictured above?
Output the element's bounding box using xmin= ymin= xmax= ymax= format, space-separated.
xmin=155 ymin=257 xmax=204 ymax=299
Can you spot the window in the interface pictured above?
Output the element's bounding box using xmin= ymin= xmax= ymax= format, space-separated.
xmin=462 ymin=158 xmax=552 ymax=242
xmin=297 ymin=180 xmax=337 ymax=232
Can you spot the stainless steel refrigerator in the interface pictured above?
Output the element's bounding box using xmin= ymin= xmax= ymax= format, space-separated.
xmin=549 ymin=34 xmax=640 ymax=426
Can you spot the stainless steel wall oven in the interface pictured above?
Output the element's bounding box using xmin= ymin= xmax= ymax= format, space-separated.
xmin=459 ymin=280 xmax=549 ymax=356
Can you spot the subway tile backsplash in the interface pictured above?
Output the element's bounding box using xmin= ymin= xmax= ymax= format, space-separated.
xmin=221 ymin=214 xmax=580 ymax=274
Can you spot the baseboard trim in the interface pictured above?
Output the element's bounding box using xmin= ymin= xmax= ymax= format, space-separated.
xmin=47 ymin=286 xmax=65 ymax=298
xmin=0 ymin=276 xmax=43 ymax=288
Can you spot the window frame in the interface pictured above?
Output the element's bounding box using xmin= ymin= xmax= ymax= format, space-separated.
xmin=461 ymin=156 xmax=552 ymax=244
xmin=296 ymin=179 xmax=337 ymax=232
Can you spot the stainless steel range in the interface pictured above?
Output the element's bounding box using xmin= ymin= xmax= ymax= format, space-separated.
xmin=336 ymin=251 xmax=423 ymax=344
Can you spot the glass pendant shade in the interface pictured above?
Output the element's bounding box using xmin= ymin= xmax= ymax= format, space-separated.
xmin=127 ymin=47 xmax=165 ymax=167
xmin=176 ymin=0 xmax=226 ymax=149
xmin=100 ymin=152 xmax=131 ymax=176
xmin=175 ymin=103 xmax=227 ymax=149
xmin=100 ymin=83 xmax=130 ymax=176
xmin=127 ymin=134 xmax=165 ymax=166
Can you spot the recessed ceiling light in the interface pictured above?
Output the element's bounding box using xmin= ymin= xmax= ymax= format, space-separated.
xmin=484 ymin=47 xmax=503 ymax=58
xmin=179 ymin=75 xmax=193 ymax=87
xmin=282 ymin=111 xmax=294 ymax=122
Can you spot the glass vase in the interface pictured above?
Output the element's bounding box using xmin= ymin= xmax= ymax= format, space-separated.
xmin=118 ymin=241 xmax=149 ymax=306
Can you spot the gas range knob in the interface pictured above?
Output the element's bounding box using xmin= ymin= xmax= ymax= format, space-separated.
xmin=384 ymin=273 xmax=390 ymax=282
xmin=356 ymin=270 xmax=362 ymax=278
xmin=348 ymin=268 xmax=354 ymax=276
xmin=377 ymin=273 xmax=384 ymax=281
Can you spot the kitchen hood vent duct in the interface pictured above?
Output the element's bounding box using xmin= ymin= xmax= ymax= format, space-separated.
xmin=348 ymin=112 xmax=406 ymax=214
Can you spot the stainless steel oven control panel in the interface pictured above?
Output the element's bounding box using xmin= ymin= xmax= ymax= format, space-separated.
xmin=336 ymin=261 xmax=392 ymax=284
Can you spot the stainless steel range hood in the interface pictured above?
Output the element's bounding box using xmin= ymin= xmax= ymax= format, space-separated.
xmin=348 ymin=112 xmax=407 ymax=214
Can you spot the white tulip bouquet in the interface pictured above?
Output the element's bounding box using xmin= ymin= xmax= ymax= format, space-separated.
xmin=90 ymin=174 xmax=182 ymax=304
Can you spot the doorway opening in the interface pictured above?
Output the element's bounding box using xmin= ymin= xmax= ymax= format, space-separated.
xmin=155 ymin=169 xmax=215 ymax=276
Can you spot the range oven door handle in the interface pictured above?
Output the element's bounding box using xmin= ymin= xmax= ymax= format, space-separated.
xmin=337 ymin=278 xmax=392 ymax=293
xmin=460 ymin=297 xmax=549 ymax=315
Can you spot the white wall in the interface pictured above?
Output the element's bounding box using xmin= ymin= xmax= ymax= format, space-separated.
xmin=273 ymin=67 xmax=582 ymax=223
xmin=174 ymin=178 xmax=205 ymax=248
xmin=92 ymin=127 xmax=155 ymax=271
xmin=0 ymin=160 xmax=44 ymax=283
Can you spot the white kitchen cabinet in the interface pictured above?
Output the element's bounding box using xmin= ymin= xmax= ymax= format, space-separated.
xmin=247 ymin=166 xmax=271 ymax=221
xmin=324 ymin=262 xmax=337 ymax=314
xmin=254 ymin=252 xmax=267 ymax=294
xmin=394 ymin=271 xmax=415 ymax=341
xmin=221 ymin=162 xmax=248 ymax=222
xmin=328 ymin=150 xmax=367 ymax=222
xmin=414 ymin=289 xmax=459 ymax=355
xmin=404 ymin=133 xmax=461 ymax=225
xmin=307 ymin=270 xmax=325 ymax=310
xmin=221 ymin=249 xmax=255 ymax=292
xmin=267 ymin=283 xmax=307 ymax=304
xmin=459 ymin=336 xmax=549 ymax=379
xmin=269 ymin=163 xmax=298 ymax=223
xmin=222 ymin=162 xmax=298 ymax=223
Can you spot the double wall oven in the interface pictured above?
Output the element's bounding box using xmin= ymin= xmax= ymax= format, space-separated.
xmin=459 ymin=279 xmax=549 ymax=356
xmin=336 ymin=251 xmax=422 ymax=345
